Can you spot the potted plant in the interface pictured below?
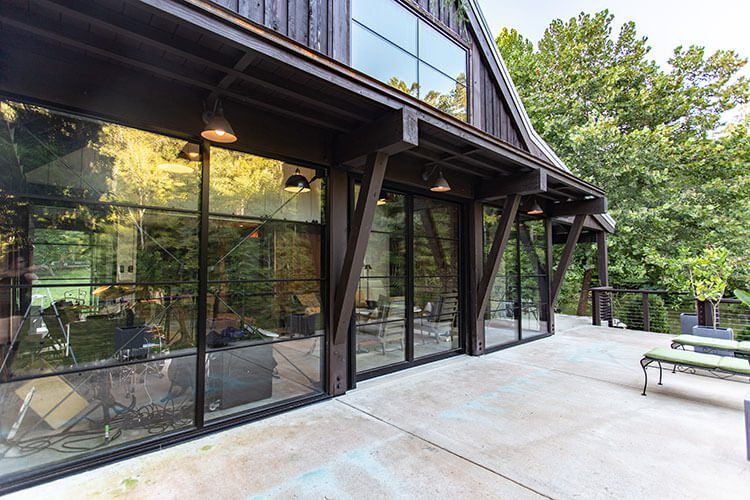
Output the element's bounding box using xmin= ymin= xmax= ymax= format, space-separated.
xmin=686 ymin=246 xmax=734 ymax=354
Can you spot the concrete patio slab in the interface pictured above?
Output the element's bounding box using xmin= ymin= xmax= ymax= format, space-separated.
xmin=6 ymin=316 xmax=749 ymax=499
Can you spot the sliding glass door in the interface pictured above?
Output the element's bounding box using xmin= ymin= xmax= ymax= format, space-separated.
xmin=354 ymin=187 xmax=461 ymax=376
xmin=413 ymin=198 xmax=460 ymax=358
xmin=483 ymin=207 xmax=551 ymax=349
xmin=354 ymin=192 xmax=407 ymax=372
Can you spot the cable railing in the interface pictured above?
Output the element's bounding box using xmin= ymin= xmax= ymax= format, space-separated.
xmin=591 ymin=287 xmax=694 ymax=334
xmin=715 ymin=298 xmax=750 ymax=341
xmin=590 ymin=287 xmax=750 ymax=339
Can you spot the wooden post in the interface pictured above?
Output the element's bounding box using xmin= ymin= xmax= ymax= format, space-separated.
xmin=596 ymin=232 xmax=609 ymax=287
xmin=326 ymin=167 xmax=349 ymax=395
xmin=467 ymin=202 xmax=484 ymax=355
xmin=545 ymin=218 xmax=555 ymax=334
xmin=642 ymin=293 xmax=651 ymax=332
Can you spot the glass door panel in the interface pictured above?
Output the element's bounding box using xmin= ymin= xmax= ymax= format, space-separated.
xmin=355 ymin=191 xmax=407 ymax=372
xmin=412 ymin=197 xmax=460 ymax=357
xmin=484 ymin=222 xmax=520 ymax=348
xmin=519 ymin=220 xmax=549 ymax=339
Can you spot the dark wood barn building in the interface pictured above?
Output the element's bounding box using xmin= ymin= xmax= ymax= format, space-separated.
xmin=0 ymin=0 xmax=612 ymax=490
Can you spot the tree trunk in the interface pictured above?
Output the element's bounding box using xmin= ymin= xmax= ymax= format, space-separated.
xmin=577 ymin=268 xmax=594 ymax=316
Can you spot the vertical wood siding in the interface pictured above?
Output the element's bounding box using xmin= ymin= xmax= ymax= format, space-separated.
xmin=476 ymin=57 xmax=524 ymax=149
xmin=209 ymin=0 xmax=348 ymax=62
xmin=415 ymin=0 xmax=469 ymax=40
xmin=210 ymin=0 xmax=527 ymax=152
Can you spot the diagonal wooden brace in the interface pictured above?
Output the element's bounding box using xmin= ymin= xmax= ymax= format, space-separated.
xmin=550 ymin=214 xmax=586 ymax=306
xmin=476 ymin=194 xmax=521 ymax=321
xmin=332 ymin=151 xmax=389 ymax=345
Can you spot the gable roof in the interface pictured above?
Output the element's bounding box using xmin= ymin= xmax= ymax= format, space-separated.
xmin=463 ymin=0 xmax=568 ymax=173
xmin=465 ymin=0 xmax=615 ymax=230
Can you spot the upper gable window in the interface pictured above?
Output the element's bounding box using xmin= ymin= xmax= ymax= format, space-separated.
xmin=352 ymin=0 xmax=467 ymax=121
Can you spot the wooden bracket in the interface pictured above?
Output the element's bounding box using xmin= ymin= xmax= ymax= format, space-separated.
xmin=334 ymin=108 xmax=418 ymax=165
xmin=476 ymin=170 xmax=547 ymax=202
xmin=548 ymin=197 xmax=607 ymax=217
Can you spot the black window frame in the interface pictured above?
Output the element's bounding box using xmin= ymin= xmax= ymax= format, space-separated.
xmin=351 ymin=0 xmax=469 ymax=121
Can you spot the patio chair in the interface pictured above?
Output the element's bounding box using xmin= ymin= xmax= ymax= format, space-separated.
xmin=419 ymin=293 xmax=458 ymax=343
xmin=357 ymin=295 xmax=405 ymax=354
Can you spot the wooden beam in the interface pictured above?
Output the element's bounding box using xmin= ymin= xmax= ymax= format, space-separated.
xmin=0 ymin=10 xmax=348 ymax=132
xmin=552 ymin=232 xmax=597 ymax=244
xmin=548 ymin=197 xmax=607 ymax=217
xmin=476 ymin=170 xmax=547 ymax=202
xmin=334 ymin=109 xmax=418 ymax=164
xmin=332 ymin=152 xmax=389 ymax=344
xmin=476 ymin=194 xmax=521 ymax=320
xmin=208 ymin=52 xmax=258 ymax=102
xmin=550 ymin=215 xmax=586 ymax=306
xmin=468 ymin=202 xmax=485 ymax=355
xmin=418 ymin=137 xmax=507 ymax=174
xmin=404 ymin=150 xmax=488 ymax=177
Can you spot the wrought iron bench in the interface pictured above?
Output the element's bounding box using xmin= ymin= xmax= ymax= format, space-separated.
xmin=640 ymin=347 xmax=750 ymax=396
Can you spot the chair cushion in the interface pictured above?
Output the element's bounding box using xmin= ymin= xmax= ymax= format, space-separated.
xmin=671 ymin=334 xmax=739 ymax=350
xmin=644 ymin=347 xmax=722 ymax=369
xmin=717 ymin=356 xmax=750 ymax=375
xmin=738 ymin=341 xmax=750 ymax=353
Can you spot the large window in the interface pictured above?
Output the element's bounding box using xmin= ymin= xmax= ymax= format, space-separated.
xmin=352 ymin=0 xmax=468 ymax=121
xmin=205 ymin=149 xmax=324 ymax=419
xmin=0 ymin=100 xmax=199 ymax=479
xmin=0 ymin=99 xmax=325 ymax=481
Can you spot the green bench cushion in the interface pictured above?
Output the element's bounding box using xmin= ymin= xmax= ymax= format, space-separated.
xmin=718 ymin=356 xmax=750 ymax=375
xmin=739 ymin=341 xmax=750 ymax=352
xmin=645 ymin=347 xmax=750 ymax=375
xmin=644 ymin=347 xmax=722 ymax=369
xmin=671 ymin=334 xmax=740 ymax=351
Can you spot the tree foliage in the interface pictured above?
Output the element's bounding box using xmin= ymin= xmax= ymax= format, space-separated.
xmin=496 ymin=11 xmax=750 ymax=298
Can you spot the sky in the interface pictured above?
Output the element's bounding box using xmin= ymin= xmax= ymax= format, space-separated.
xmin=476 ymin=0 xmax=750 ymax=73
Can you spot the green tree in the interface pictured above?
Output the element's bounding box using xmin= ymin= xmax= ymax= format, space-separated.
xmin=497 ymin=11 xmax=750 ymax=302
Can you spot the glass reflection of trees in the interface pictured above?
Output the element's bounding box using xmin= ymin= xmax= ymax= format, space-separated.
xmin=205 ymin=148 xmax=324 ymax=420
xmin=482 ymin=207 xmax=550 ymax=348
xmin=0 ymin=99 xmax=199 ymax=479
xmin=352 ymin=0 xmax=468 ymax=121
xmin=0 ymin=99 xmax=326 ymax=479
xmin=1 ymin=100 xmax=200 ymax=376
xmin=388 ymin=74 xmax=468 ymax=121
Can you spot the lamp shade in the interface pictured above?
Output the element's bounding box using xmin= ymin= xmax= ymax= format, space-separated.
xmin=201 ymin=109 xmax=237 ymax=143
xmin=284 ymin=168 xmax=311 ymax=193
xmin=179 ymin=142 xmax=201 ymax=161
xmin=527 ymin=200 xmax=544 ymax=215
xmin=429 ymin=170 xmax=451 ymax=192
